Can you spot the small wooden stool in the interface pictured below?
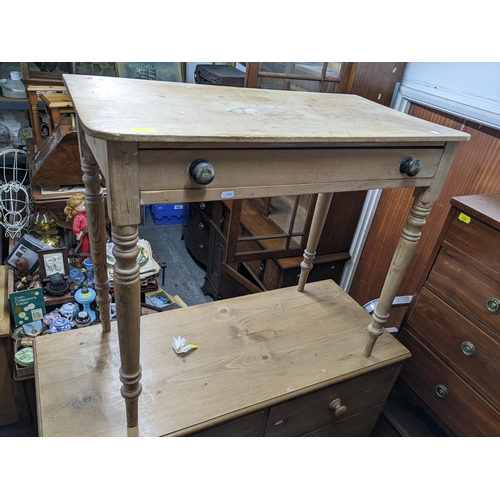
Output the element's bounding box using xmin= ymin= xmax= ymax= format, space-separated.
xmin=40 ymin=93 xmax=75 ymax=133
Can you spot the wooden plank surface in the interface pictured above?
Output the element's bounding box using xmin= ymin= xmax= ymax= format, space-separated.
xmin=63 ymin=74 xmax=469 ymax=144
xmin=451 ymin=193 xmax=500 ymax=231
xmin=34 ymin=280 xmax=410 ymax=437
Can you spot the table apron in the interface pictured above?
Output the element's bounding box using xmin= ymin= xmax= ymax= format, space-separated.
xmin=136 ymin=147 xmax=443 ymax=204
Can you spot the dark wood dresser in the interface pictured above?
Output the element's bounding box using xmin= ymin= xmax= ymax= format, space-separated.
xmin=183 ymin=193 xmax=364 ymax=300
xmin=398 ymin=193 xmax=500 ymax=436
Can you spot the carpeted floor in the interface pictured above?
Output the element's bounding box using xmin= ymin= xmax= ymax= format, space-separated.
xmin=138 ymin=216 xmax=214 ymax=307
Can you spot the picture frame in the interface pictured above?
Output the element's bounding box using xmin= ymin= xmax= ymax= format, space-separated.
xmin=38 ymin=247 xmax=69 ymax=280
xmin=116 ymin=62 xmax=184 ymax=82
xmin=4 ymin=233 xmax=52 ymax=275
xmin=71 ymin=62 xmax=118 ymax=77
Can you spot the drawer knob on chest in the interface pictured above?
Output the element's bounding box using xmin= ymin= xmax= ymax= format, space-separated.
xmin=189 ymin=159 xmax=216 ymax=185
xmin=198 ymin=222 xmax=205 ymax=230
xmin=329 ymin=398 xmax=347 ymax=417
xmin=486 ymin=297 xmax=500 ymax=314
xmin=461 ymin=341 xmax=476 ymax=358
xmin=435 ymin=384 xmax=448 ymax=399
xmin=399 ymin=156 xmax=422 ymax=177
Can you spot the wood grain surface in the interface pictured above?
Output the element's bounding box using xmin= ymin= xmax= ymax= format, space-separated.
xmin=408 ymin=287 xmax=500 ymax=408
xmin=35 ymin=280 xmax=410 ymax=437
xmin=63 ymin=74 xmax=469 ymax=144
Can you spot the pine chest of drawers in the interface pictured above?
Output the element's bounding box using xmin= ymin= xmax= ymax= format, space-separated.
xmin=399 ymin=193 xmax=500 ymax=436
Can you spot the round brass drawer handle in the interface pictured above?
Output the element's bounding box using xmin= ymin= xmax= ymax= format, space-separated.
xmin=486 ymin=297 xmax=500 ymax=314
xmin=435 ymin=384 xmax=448 ymax=399
xmin=461 ymin=341 xmax=476 ymax=357
xmin=329 ymin=398 xmax=347 ymax=417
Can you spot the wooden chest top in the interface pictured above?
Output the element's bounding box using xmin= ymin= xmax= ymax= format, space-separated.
xmin=34 ymin=280 xmax=410 ymax=437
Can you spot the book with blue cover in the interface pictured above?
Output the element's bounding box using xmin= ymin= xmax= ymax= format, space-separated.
xmin=9 ymin=288 xmax=46 ymax=328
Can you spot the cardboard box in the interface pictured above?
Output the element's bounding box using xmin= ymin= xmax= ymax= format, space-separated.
xmin=144 ymin=289 xmax=187 ymax=311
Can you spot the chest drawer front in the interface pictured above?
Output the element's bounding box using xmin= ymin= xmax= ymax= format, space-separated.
xmin=182 ymin=223 xmax=209 ymax=266
xmin=399 ymin=328 xmax=500 ymax=436
xmin=408 ymin=287 xmax=500 ymax=408
xmin=427 ymin=248 xmax=500 ymax=334
xmin=190 ymin=201 xmax=213 ymax=217
xmin=264 ymin=363 xmax=400 ymax=437
xmin=187 ymin=205 xmax=212 ymax=238
xmin=303 ymin=406 xmax=383 ymax=437
xmin=191 ymin=410 xmax=264 ymax=437
xmin=445 ymin=213 xmax=500 ymax=274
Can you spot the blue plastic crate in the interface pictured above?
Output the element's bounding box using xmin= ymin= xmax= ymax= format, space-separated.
xmin=152 ymin=203 xmax=189 ymax=226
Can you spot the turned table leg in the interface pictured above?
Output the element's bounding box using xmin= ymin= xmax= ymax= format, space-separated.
xmin=364 ymin=195 xmax=432 ymax=357
xmin=297 ymin=193 xmax=333 ymax=292
xmin=111 ymin=224 xmax=142 ymax=427
xmin=105 ymin=141 xmax=142 ymax=428
xmin=77 ymin=125 xmax=111 ymax=333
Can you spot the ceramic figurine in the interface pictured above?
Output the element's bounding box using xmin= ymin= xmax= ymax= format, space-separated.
xmin=27 ymin=272 xmax=43 ymax=289
xmin=75 ymin=311 xmax=91 ymax=328
xmin=56 ymin=302 xmax=80 ymax=326
xmin=49 ymin=317 xmax=72 ymax=333
xmin=43 ymin=310 xmax=61 ymax=327
xmin=64 ymin=192 xmax=90 ymax=255
xmin=14 ymin=257 xmax=30 ymax=277
xmin=15 ymin=277 xmax=28 ymax=291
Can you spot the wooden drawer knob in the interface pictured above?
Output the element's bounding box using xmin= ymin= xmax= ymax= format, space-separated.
xmin=400 ymin=156 xmax=422 ymax=177
xmin=329 ymin=398 xmax=347 ymax=417
xmin=189 ymin=159 xmax=215 ymax=185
